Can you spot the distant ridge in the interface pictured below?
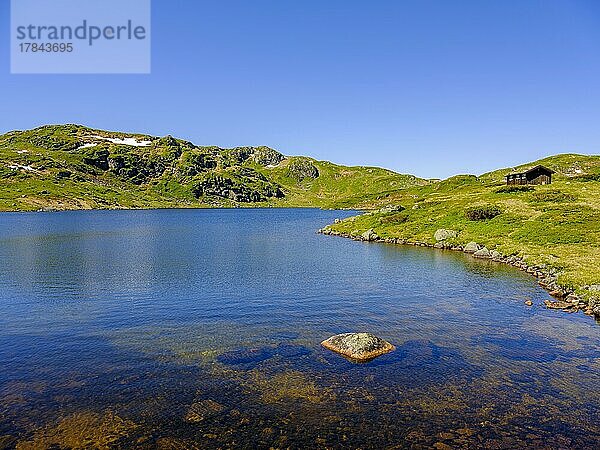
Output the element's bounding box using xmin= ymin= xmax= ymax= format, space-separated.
xmin=0 ymin=124 xmax=425 ymax=211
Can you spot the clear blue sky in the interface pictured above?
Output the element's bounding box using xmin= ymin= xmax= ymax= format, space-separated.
xmin=1 ymin=0 xmax=599 ymax=178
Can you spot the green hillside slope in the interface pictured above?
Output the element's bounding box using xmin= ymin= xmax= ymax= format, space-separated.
xmin=324 ymin=154 xmax=600 ymax=310
xmin=0 ymin=124 xmax=425 ymax=211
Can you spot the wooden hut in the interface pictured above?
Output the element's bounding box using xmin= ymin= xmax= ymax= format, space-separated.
xmin=505 ymin=165 xmax=555 ymax=185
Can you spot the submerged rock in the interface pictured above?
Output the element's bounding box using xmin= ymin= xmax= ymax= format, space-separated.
xmin=321 ymin=332 xmax=395 ymax=362
xmin=14 ymin=411 xmax=137 ymax=449
xmin=184 ymin=399 xmax=225 ymax=423
xmin=275 ymin=344 xmax=311 ymax=358
xmin=217 ymin=347 xmax=274 ymax=366
xmin=217 ymin=344 xmax=310 ymax=367
xmin=0 ymin=436 xmax=15 ymax=449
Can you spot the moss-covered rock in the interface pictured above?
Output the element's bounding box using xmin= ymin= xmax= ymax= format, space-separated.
xmin=434 ymin=229 xmax=458 ymax=241
xmin=321 ymin=332 xmax=395 ymax=362
xmin=252 ymin=146 xmax=285 ymax=166
xmin=192 ymin=169 xmax=284 ymax=203
xmin=286 ymin=158 xmax=319 ymax=181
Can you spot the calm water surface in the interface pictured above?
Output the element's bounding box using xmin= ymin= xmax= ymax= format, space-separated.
xmin=0 ymin=209 xmax=599 ymax=449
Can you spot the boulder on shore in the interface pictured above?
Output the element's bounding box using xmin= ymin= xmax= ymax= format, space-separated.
xmin=473 ymin=247 xmax=491 ymax=258
xmin=544 ymin=299 xmax=572 ymax=310
xmin=589 ymin=296 xmax=600 ymax=317
xmin=464 ymin=242 xmax=481 ymax=253
xmin=361 ymin=229 xmax=379 ymax=242
xmin=321 ymin=332 xmax=395 ymax=362
xmin=434 ymin=229 xmax=458 ymax=242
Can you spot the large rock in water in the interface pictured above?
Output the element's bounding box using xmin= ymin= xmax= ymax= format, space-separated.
xmin=321 ymin=333 xmax=395 ymax=362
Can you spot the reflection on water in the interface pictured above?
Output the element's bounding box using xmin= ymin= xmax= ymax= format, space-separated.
xmin=0 ymin=209 xmax=599 ymax=449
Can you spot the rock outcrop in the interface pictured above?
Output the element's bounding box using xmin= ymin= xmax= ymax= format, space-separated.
xmin=321 ymin=332 xmax=395 ymax=362
xmin=192 ymin=170 xmax=285 ymax=203
xmin=252 ymin=146 xmax=285 ymax=166
xmin=286 ymin=158 xmax=320 ymax=181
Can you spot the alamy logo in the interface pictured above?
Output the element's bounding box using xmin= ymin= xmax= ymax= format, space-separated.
xmin=10 ymin=0 xmax=151 ymax=74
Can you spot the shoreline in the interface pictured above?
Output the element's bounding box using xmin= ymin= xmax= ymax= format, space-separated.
xmin=0 ymin=205 xmax=361 ymax=214
xmin=318 ymin=226 xmax=599 ymax=322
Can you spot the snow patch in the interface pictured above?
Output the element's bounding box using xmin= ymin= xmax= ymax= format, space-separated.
xmin=92 ymin=135 xmax=151 ymax=147
xmin=8 ymin=164 xmax=38 ymax=172
xmin=78 ymin=143 xmax=98 ymax=150
xmin=16 ymin=150 xmax=29 ymax=154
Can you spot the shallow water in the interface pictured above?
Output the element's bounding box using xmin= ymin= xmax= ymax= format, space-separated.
xmin=0 ymin=208 xmax=599 ymax=449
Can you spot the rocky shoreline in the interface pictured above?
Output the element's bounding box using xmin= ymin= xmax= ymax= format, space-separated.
xmin=318 ymin=225 xmax=600 ymax=320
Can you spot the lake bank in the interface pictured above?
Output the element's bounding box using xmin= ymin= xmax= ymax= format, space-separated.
xmin=319 ymin=224 xmax=600 ymax=322
xmin=320 ymin=156 xmax=600 ymax=322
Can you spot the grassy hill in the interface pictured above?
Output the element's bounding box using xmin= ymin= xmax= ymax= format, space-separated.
xmin=0 ymin=124 xmax=425 ymax=211
xmin=324 ymin=153 xmax=600 ymax=308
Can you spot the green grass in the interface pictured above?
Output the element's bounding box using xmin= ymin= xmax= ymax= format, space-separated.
xmin=326 ymin=154 xmax=600 ymax=300
xmin=0 ymin=124 xmax=424 ymax=211
xmin=253 ymin=157 xmax=426 ymax=208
